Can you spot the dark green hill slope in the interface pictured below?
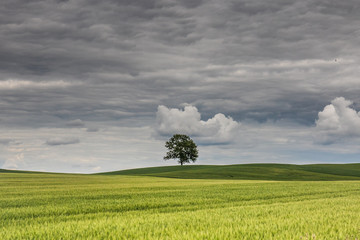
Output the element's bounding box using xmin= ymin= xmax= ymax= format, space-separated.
xmin=0 ymin=169 xmax=65 ymax=174
xmin=0 ymin=169 xmax=41 ymax=174
xmin=99 ymin=163 xmax=360 ymax=181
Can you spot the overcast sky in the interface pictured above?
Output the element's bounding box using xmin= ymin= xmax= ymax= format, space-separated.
xmin=1 ymin=0 xmax=360 ymax=173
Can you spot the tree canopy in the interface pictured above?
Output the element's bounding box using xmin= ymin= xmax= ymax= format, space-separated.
xmin=163 ymin=134 xmax=198 ymax=166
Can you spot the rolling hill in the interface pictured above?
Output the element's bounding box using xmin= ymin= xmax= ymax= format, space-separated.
xmin=0 ymin=169 xmax=44 ymax=174
xmin=2 ymin=163 xmax=360 ymax=180
xmin=98 ymin=163 xmax=360 ymax=181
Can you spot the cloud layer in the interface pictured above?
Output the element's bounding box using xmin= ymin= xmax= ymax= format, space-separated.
xmin=315 ymin=97 xmax=360 ymax=144
xmin=45 ymin=137 xmax=80 ymax=146
xmin=1 ymin=0 xmax=360 ymax=171
xmin=66 ymin=119 xmax=85 ymax=127
xmin=156 ymin=105 xmax=239 ymax=144
xmin=1 ymin=0 xmax=360 ymax=129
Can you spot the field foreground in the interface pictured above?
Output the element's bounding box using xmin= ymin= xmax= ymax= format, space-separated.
xmin=1 ymin=172 xmax=360 ymax=239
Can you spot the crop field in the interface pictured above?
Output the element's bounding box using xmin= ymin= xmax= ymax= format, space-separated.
xmin=1 ymin=167 xmax=360 ymax=239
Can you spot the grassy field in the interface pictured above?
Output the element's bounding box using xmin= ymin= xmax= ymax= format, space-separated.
xmin=101 ymin=163 xmax=360 ymax=180
xmin=1 ymin=166 xmax=360 ymax=239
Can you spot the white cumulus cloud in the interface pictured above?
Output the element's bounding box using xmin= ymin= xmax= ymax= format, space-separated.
xmin=315 ymin=97 xmax=360 ymax=144
xmin=156 ymin=105 xmax=240 ymax=144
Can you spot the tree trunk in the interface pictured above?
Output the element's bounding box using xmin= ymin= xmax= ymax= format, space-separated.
xmin=181 ymin=162 xmax=183 ymax=166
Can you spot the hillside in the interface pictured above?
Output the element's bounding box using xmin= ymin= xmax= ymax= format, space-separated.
xmin=0 ymin=169 xmax=43 ymax=174
xmin=99 ymin=163 xmax=360 ymax=181
xmin=3 ymin=163 xmax=360 ymax=180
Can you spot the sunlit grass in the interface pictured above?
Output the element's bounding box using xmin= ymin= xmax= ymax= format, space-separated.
xmin=1 ymin=172 xmax=360 ymax=239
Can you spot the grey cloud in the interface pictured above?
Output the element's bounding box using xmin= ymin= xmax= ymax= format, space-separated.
xmin=311 ymin=0 xmax=360 ymax=17
xmin=0 ymin=0 xmax=360 ymax=131
xmin=177 ymin=0 xmax=204 ymax=8
xmin=148 ymin=17 xmax=202 ymax=46
xmin=3 ymin=0 xmax=360 ymax=172
xmin=86 ymin=127 xmax=99 ymax=132
xmin=45 ymin=137 xmax=80 ymax=146
xmin=231 ymin=0 xmax=294 ymax=15
xmin=66 ymin=119 xmax=85 ymax=127
xmin=0 ymin=139 xmax=12 ymax=145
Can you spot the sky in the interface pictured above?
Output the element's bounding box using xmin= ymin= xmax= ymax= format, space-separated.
xmin=1 ymin=0 xmax=360 ymax=173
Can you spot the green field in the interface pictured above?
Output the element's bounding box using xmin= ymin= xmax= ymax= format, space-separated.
xmin=1 ymin=164 xmax=360 ymax=239
xmin=101 ymin=163 xmax=360 ymax=180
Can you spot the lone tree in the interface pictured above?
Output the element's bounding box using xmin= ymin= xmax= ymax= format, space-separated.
xmin=164 ymin=134 xmax=198 ymax=166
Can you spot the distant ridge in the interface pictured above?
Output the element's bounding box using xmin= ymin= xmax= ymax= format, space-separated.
xmin=3 ymin=164 xmax=360 ymax=181
xmin=98 ymin=163 xmax=360 ymax=181
xmin=0 ymin=169 xmax=41 ymax=174
xmin=0 ymin=169 xmax=63 ymax=174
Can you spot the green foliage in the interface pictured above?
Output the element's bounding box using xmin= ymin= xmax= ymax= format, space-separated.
xmin=164 ymin=134 xmax=198 ymax=165
xmin=1 ymin=172 xmax=360 ymax=239
xmin=99 ymin=163 xmax=360 ymax=180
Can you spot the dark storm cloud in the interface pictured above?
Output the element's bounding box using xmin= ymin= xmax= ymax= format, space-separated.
xmin=177 ymin=0 xmax=204 ymax=9
xmin=1 ymin=0 xmax=360 ymax=129
xmin=231 ymin=0 xmax=294 ymax=15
